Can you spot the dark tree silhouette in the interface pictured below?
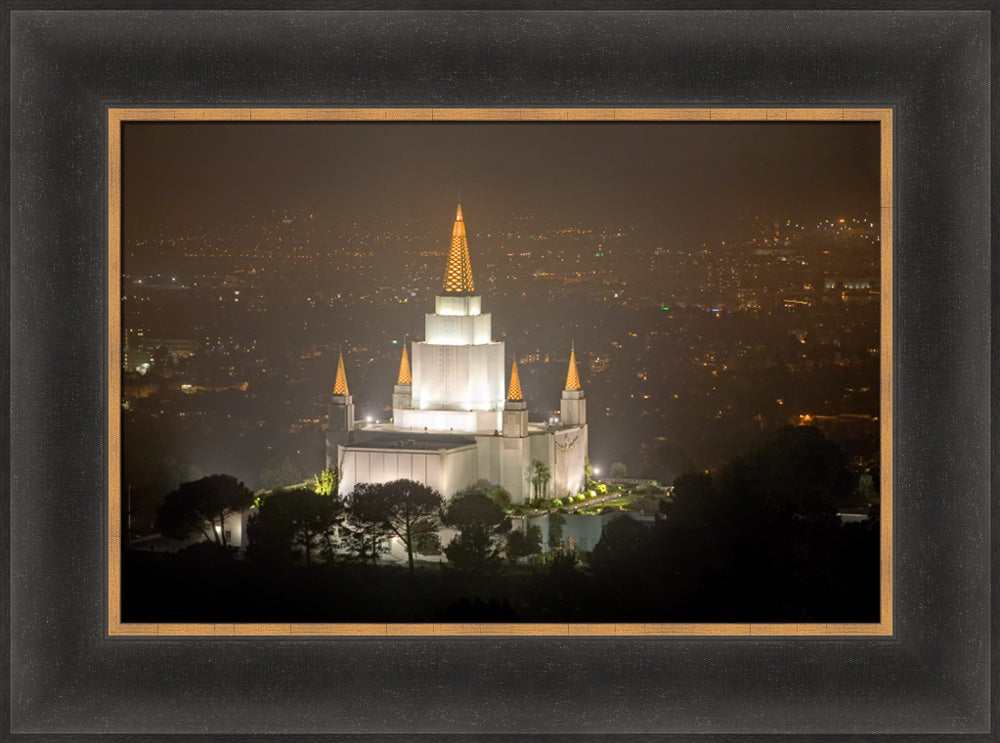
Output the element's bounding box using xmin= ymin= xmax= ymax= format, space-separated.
xmin=547 ymin=511 xmax=566 ymax=552
xmin=505 ymin=524 xmax=543 ymax=564
xmin=246 ymin=487 xmax=343 ymax=565
xmin=529 ymin=460 xmax=551 ymax=502
xmin=590 ymin=514 xmax=654 ymax=576
xmin=442 ymin=490 xmax=511 ymax=573
xmin=345 ymin=479 xmax=444 ymax=573
xmin=652 ymin=426 xmax=869 ymax=620
xmin=453 ymin=482 xmax=513 ymax=511
xmin=726 ymin=424 xmax=852 ymax=513
xmin=157 ymin=474 xmax=254 ymax=546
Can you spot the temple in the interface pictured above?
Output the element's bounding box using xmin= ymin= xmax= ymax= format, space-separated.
xmin=327 ymin=204 xmax=588 ymax=503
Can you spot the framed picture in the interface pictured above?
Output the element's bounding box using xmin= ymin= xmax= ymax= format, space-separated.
xmin=109 ymin=107 xmax=891 ymax=638
xmin=6 ymin=5 xmax=992 ymax=738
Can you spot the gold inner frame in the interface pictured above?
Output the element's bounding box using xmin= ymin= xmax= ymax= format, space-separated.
xmin=108 ymin=107 xmax=893 ymax=637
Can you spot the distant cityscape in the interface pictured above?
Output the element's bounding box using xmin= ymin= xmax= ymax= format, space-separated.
xmin=121 ymin=207 xmax=879 ymax=532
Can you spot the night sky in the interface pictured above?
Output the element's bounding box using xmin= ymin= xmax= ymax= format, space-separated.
xmin=122 ymin=121 xmax=880 ymax=245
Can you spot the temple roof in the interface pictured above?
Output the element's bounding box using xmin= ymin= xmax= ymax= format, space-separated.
xmin=507 ymin=360 xmax=523 ymax=401
xmin=442 ymin=203 xmax=475 ymax=293
xmin=397 ymin=345 xmax=412 ymax=385
xmin=333 ymin=351 xmax=350 ymax=395
xmin=344 ymin=432 xmax=477 ymax=451
xmin=565 ymin=345 xmax=582 ymax=391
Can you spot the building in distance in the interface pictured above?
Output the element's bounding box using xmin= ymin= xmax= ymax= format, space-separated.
xmin=327 ymin=205 xmax=589 ymax=502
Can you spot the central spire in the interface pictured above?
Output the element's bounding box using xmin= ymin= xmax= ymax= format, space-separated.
xmin=333 ymin=351 xmax=350 ymax=395
xmin=442 ymin=203 xmax=475 ymax=294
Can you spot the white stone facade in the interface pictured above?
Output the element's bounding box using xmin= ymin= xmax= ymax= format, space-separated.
xmin=337 ymin=440 xmax=479 ymax=499
xmin=327 ymin=205 xmax=588 ymax=504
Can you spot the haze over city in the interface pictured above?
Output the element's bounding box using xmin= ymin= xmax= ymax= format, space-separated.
xmin=123 ymin=120 xmax=879 ymax=489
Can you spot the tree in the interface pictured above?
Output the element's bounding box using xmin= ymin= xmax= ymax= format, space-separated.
xmin=652 ymin=429 xmax=862 ymax=620
xmin=504 ymin=524 xmax=543 ymax=564
xmin=529 ymin=460 xmax=551 ymax=502
xmin=858 ymin=467 xmax=879 ymax=505
xmin=338 ymin=520 xmax=389 ymax=563
xmin=589 ymin=514 xmax=653 ymax=576
xmin=442 ymin=490 xmax=511 ymax=573
xmin=454 ymin=482 xmax=512 ymax=511
xmin=413 ymin=530 xmax=443 ymax=556
xmin=344 ymin=479 xmax=444 ymax=573
xmin=488 ymin=486 xmax=512 ymax=511
xmin=610 ymin=462 xmax=628 ymax=479
xmin=157 ymin=474 xmax=254 ymax=546
xmin=312 ymin=466 xmax=339 ymax=496
xmin=720 ymin=425 xmax=850 ymax=515
xmin=246 ymin=487 xmax=343 ymax=565
xmin=547 ymin=511 xmax=566 ymax=552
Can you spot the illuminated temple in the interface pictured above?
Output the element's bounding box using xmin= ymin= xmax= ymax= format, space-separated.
xmin=326 ymin=204 xmax=588 ymax=503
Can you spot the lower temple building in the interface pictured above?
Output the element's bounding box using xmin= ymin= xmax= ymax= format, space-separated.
xmin=326 ymin=204 xmax=588 ymax=503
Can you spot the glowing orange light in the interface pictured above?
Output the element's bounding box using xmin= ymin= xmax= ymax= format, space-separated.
xmin=442 ymin=204 xmax=475 ymax=293
xmin=333 ymin=352 xmax=349 ymax=395
xmin=397 ymin=346 xmax=412 ymax=385
xmin=507 ymin=360 xmax=523 ymax=401
xmin=565 ymin=345 xmax=582 ymax=391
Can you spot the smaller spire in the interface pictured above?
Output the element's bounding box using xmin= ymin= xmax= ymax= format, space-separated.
xmin=564 ymin=344 xmax=581 ymax=391
xmin=507 ymin=360 xmax=523 ymax=402
xmin=333 ymin=351 xmax=350 ymax=395
xmin=397 ymin=345 xmax=412 ymax=385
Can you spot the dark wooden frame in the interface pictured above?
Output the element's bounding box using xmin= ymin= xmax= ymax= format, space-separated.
xmin=4 ymin=4 xmax=993 ymax=738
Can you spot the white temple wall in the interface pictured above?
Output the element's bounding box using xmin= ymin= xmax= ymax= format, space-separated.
xmin=222 ymin=509 xmax=248 ymax=548
xmin=474 ymin=434 xmax=502 ymax=486
xmin=424 ymin=312 xmax=493 ymax=345
xmin=499 ymin=436 xmax=532 ymax=504
xmin=337 ymin=444 xmax=478 ymax=499
xmin=393 ymin=408 xmax=502 ymax=434
xmin=411 ymin=340 xmax=505 ymax=413
xmin=560 ymin=389 xmax=586 ymax=425
xmin=434 ymin=295 xmax=482 ymax=316
xmin=550 ymin=426 xmax=588 ymax=498
xmin=527 ymin=426 xmax=588 ymax=500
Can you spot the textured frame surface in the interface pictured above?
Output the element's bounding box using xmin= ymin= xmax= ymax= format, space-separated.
xmin=7 ymin=6 xmax=992 ymax=737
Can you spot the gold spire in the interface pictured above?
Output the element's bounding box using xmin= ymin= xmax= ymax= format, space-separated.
xmin=333 ymin=352 xmax=349 ymax=395
xmin=564 ymin=345 xmax=581 ymax=391
xmin=507 ymin=360 xmax=523 ymax=401
xmin=442 ymin=203 xmax=475 ymax=293
xmin=397 ymin=345 xmax=412 ymax=385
